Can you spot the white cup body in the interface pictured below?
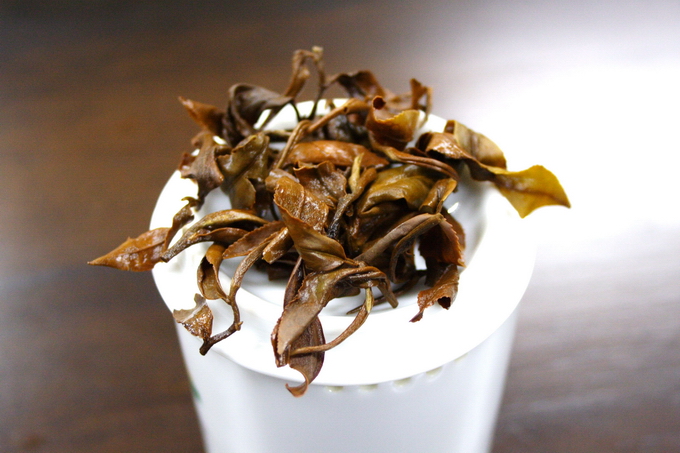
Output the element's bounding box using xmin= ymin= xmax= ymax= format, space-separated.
xmin=178 ymin=309 xmax=518 ymax=453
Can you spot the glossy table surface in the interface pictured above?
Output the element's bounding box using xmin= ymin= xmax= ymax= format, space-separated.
xmin=2 ymin=1 xmax=679 ymax=451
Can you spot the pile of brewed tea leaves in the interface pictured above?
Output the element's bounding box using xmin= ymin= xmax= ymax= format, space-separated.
xmin=90 ymin=47 xmax=569 ymax=396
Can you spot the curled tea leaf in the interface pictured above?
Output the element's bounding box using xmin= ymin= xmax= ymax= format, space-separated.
xmin=179 ymin=131 xmax=230 ymax=205
xmin=411 ymin=264 xmax=460 ymax=322
xmin=273 ymin=175 xmax=330 ymax=231
xmin=356 ymin=165 xmax=440 ymax=218
xmin=273 ymin=265 xmax=390 ymax=365
xmin=222 ymin=221 xmax=285 ymax=259
xmin=443 ymin=120 xmax=507 ymax=168
xmin=294 ymin=161 xmax=347 ymax=207
xmin=162 ymin=210 xmax=268 ymax=261
xmin=366 ymin=96 xmax=420 ymax=151
xmin=197 ymin=244 xmax=227 ymax=300
xmin=334 ymin=70 xmax=386 ymax=101
xmin=280 ymin=210 xmax=347 ymax=272
xmin=224 ymin=83 xmax=292 ymax=145
xmin=218 ymin=132 xmax=271 ymax=211
xmin=292 ymin=286 xmax=374 ymax=357
xmin=173 ymin=294 xmax=214 ymax=343
xmin=419 ymin=178 xmax=457 ymax=214
xmin=164 ymin=197 xmax=199 ymax=250
xmin=285 ymin=316 xmax=325 ymax=397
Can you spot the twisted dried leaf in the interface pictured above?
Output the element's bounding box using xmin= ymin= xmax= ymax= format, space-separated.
xmin=274 ymin=258 xmax=325 ymax=397
xmin=333 ymin=70 xmax=386 ymax=101
xmin=357 ymin=213 xmax=443 ymax=266
xmin=419 ymin=213 xmax=465 ymax=267
xmin=164 ymin=197 xmax=199 ymax=249
xmin=285 ymin=316 xmax=325 ymax=397
xmin=419 ymin=178 xmax=458 ymax=214
xmin=443 ymin=120 xmax=507 ymax=168
xmin=328 ymin=160 xmax=377 ymax=240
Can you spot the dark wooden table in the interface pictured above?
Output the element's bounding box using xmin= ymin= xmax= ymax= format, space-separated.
xmin=2 ymin=1 xmax=679 ymax=451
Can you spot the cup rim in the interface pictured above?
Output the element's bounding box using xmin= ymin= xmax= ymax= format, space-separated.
xmin=150 ymin=103 xmax=536 ymax=386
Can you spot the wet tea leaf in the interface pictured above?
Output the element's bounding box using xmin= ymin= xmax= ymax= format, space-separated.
xmin=89 ymin=228 xmax=171 ymax=272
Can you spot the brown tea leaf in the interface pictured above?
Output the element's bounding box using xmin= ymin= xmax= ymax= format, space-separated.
xmin=408 ymin=78 xmax=432 ymax=118
xmin=388 ymin=214 xmax=444 ymax=283
xmin=164 ymin=197 xmax=199 ymax=250
xmin=270 ymin=257 xmax=325 ymax=397
xmin=443 ymin=120 xmax=507 ymax=168
xmin=287 ymin=140 xmax=389 ymax=169
xmin=162 ymin=210 xmax=268 ymax=261
xmin=197 ymin=244 xmax=227 ymax=300
xmin=356 ymin=165 xmax=440 ymax=217
xmin=333 ymin=70 xmax=386 ymax=101
xmin=285 ymin=316 xmax=325 ymax=397
xmin=419 ymin=178 xmax=458 ymax=214
xmin=422 ymin=131 xmax=570 ymax=217
xmin=357 ymin=213 xmax=442 ymax=266
xmin=179 ymin=97 xmax=225 ymax=137
xmin=173 ymin=294 xmax=214 ymax=342
xmin=262 ymin=228 xmax=294 ymax=264
xmin=489 ymin=165 xmax=572 ymax=218
xmin=89 ymin=228 xmax=171 ymax=272
xmin=222 ymin=221 xmax=285 ymax=259
xmin=199 ymin=235 xmax=274 ymax=355
xmin=366 ymin=96 xmax=420 ymax=150
xmin=292 ymin=286 xmax=374 ymax=356
xmin=281 ymin=210 xmax=347 ymax=272
xmin=328 ymin=161 xmax=377 ymax=240
xmin=294 ymin=161 xmax=347 ymax=207
xmin=273 ymin=175 xmax=330 ymax=231
xmin=223 ymin=83 xmax=292 ymax=145
xmin=411 ymin=264 xmax=460 ymax=322
xmin=218 ymin=132 xmax=271 ymax=211
xmin=273 ymin=265 xmax=388 ymax=363
xmin=179 ymin=131 xmax=230 ymax=205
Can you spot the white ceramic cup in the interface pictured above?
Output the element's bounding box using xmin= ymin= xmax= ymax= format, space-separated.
xmin=150 ymin=103 xmax=535 ymax=453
